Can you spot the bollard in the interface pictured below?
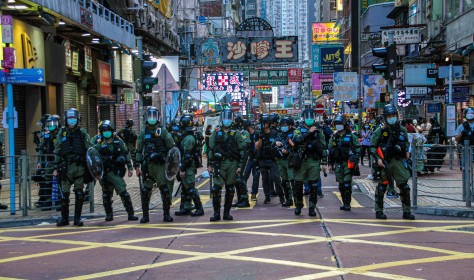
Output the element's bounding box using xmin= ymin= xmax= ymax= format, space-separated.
xmin=462 ymin=141 xmax=472 ymax=207
xmin=449 ymin=138 xmax=454 ymax=170
xmin=20 ymin=151 xmax=29 ymax=216
xmin=89 ymin=182 xmax=95 ymax=213
xmin=411 ymin=138 xmax=418 ymax=208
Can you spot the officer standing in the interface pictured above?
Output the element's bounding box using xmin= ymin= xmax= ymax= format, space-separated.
xmin=93 ymin=120 xmax=138 ymax=222
xmin=35 ymin=115 xmax=61 ymax=210
xmin=53 ymin=108 xmax=92 ymax=227
xmin=255 ymin=113 xmax=284 ymax=204
xmin=207 ymin=109 xmax=244 ymax=221
xmin=275 ymin=117 xmax=295 ymax=207
xmin=117 ymin=119 xmax=138 ymax=163
xmin=135 ymin=107 xmax=176 ymax=223
xmin=290 ymin=108 xmax=327 ymax=216
xmin=370 ymin=104 xmax=415 ymax=220
xmin=231 ymin=115 xmax=251 ymax=208
xmin=328 ymin=114 xmax=361 ymax=211
xmin=176 ymin=114 xmax=205 ymax=217
xmin=242 ymin=120 xmax=260 ymax=201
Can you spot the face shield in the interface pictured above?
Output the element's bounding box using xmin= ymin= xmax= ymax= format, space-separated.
xmin=221 ymin=110 xmax=234 ymax=127
xmin=146 ymin=109 xmax=160 ymax=125
xmin=46 ymin=118 xmax=59 ymax=131
xmin=303 ymin=110 xmax=316 ymax=126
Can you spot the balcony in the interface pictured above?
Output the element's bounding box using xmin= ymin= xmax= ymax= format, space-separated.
xmin=26 ymin=0 xmax=135 ymax=48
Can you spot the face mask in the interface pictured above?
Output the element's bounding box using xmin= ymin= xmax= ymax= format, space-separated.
xmin=280 ymin=126 xmax=289 ymax=133
xmin=67 ymin=118 xmax=77 ymax=127
xmin=172 ymin=125 xmax=179 ymax=131
xmin=222 ymin=120 xmax=232 ymax=127
xmin=48 ymin=125 xmax=57 ymax=131
xmin=147 ymin=118 xmax=157 ymax=125
xmin=387 ymin=117 xmax=397 ymax=125
xmin=467 ymin=113 xmax=474 ymax=120
xmin=365 ymin=126 xmax=369 ymax=129
xmin=336 ymin=125 xmax=345 ymax=131
xmin=305 ymin=119 xmax=314 ymax=126
xmin=103 ymin=131 xmax=113 ymax=138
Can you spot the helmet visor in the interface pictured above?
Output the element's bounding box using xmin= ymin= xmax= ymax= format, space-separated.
xmin=65 ymin=109 xmax=79 ymax=119
xmin=220 ymin=110 xmax=234 ymax=122
xmin=146 ymin=109 xmax=160 ymax=123
xmin=46 ymin=119 xmax=59 ymax=128
xmin=303 ymin=110 xmax=316 ymax=120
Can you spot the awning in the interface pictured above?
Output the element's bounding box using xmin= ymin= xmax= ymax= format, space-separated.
xmin=188 ymin=90 xmax=227 ymax=103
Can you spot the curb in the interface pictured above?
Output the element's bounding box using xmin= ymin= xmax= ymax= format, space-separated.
xmin=415 ymin=207 xmax=474 ymax=219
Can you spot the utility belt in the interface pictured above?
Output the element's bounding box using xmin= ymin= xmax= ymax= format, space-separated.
xmin=104 ymin=165 xmax=126 ymax=178
xmin=145 ymin=152 xmax=166 ymax=164
xmin=65 ymin=155 xmax=85 ymax=165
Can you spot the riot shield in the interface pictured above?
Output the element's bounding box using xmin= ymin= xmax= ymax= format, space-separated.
xmin=165 ymin=146 xmax=181 ymax=181
xmin=86 ymin=147 xmax=104 ymax=181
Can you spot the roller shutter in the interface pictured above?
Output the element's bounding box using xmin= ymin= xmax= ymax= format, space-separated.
xmin=13 ymin=87 xmax=26 ymax=155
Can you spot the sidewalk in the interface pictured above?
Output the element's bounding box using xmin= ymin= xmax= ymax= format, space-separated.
xmin=354 ymin=166 xmax=474 ymax=218
xmin=0 ymin=158 xmax=209 ymax=227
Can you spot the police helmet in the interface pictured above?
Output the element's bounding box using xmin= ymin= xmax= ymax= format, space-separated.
xmin=325 ymin=119 xmax=332 ymax=125
xmin=382 ymin=104 xmax=398 ymax=116
xmin=268 ymin=112 xmax=280 ymax=124
xmin=38 ymin=114 xmax=51 ymax=127
xmin=45 ymin=115 xmax=61 ymax=131
xmin=180 ymin=114 xmax=195 ymax=132
xmin=333 ymin=114 xmax=347 ymax=125
xmin=302 ymin=108 xmax=316 ymax=120
xmin=99 ymin=120 xmax=115 ymax=132
xmin=126 ymin=119 xmax=134 ymax=127
xmin=220 ymin=109 xmax=234 ymax=127
xmin=64 ymin=108 xmax=80 ymax=122
xmin=464 ymin=107 xmax=474 ymax=120
xmin=234 ymin=114 xmax=244 ymax=127
xmin=242 ymin=119 xmax=252 ymax=129
xmin=260 ymin=113 xmax=270 ymax=124
xmin=279 ymin=117 xmax=293 ymax=126
xmin=145 ymin=107 xmax=160 ymax=125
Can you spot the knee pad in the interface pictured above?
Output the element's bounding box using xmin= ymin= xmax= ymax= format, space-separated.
xmin=102 ymin=192 xmax=111 ymax=200
xmin=211 ymin=185 xmax=222 ymax=193
xmin=343 ymin=183 xmax=351 ymax=189
xmin=75 ymin=190 xmax=85 ymax=201
xmin=377 ymin=184 xmax=387 ymax=193
xmin=142 ymin=187 xmax=152 ymax=197
xmin=399 ymin=184 xmax=410 ymax=191
xmin=308 ymin=181 xmax=318 ymax=189
xmin=226 ymin=185 xmax=235 ymax=195
xmin=161 ymin=186 xmax=170 ymax=196
xmin=188 ymin=186 xmax=197 ymax=195
xmin=119 ymin=191 xmax=130 ymax=199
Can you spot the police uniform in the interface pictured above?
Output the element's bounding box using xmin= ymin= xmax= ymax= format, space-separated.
xmin=135 ymin=122 xmax=176 ymax=223
xmin=328 ymin=115 xmax=361 ymax=211
xmin=93 ymin=124 xmax=138 ymax=222
xmin=208 ymin=121 xmax=245 ymax=221
xmin=118 ymin=125 xmax=138 ymax=162
xmin=275 ymin=120 xmax=294 ymax=207
xmin=54 ymin=109 xmax=92 ymax=227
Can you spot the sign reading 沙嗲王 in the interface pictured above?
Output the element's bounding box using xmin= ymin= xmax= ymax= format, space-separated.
xmin=249 ymin=70 xmax=288 ymax=86
xmin=333 ymin=72 xmax=358 ymax=102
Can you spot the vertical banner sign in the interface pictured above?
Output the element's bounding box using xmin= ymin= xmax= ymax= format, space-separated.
xmin=98 ymin=60 xmax=112 ymax=97
xmin=1 ymin=15 xmax=13 ymax=44
xmin=333 ymin=72 xmax=358 ymax=102
xmin=446 ymin=104 xmax=456 ymax=137
xmin=288 ymin=68 xmax=302 ymax=82
xmin=72 ymin=51 xmax=79 ymax=72
xmin=312 ymin=44 xmax=321 ymax=72
xmin=84 ymin=45 xmax=92 ymax=72
xmin=64 ymin=39 xmax=72 ymax=69
xmin=123 ymin=89 xmax=134 ymax=105
xmin=363 ymin=75 xmax=386 ymax=108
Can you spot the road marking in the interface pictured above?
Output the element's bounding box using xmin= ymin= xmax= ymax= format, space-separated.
xmin=171 ymin=179 xmax=209 ymax=206
xmin=235 ymin=194 xmax=258 ymax=210
xmin=333 ymin=191 xmax=363 ymax=208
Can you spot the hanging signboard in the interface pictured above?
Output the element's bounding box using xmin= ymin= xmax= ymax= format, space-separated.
xmin=363 ymin=75 xmax=386 ymax=108
xmin=312 ymin=22 xmax=340 ymax=42
xmin=288 ymin=68 xmax=302 ymax=82
xmin=320 ymin=45 xmax=344 ymax=73
xmin=381 ymin=27 xmax=421 ymax=45
xmin=202 ymin=72 xmax=244 ymax=93
xmin=333 ymin=72 xmax=358 ymax=101
xmin=249 ymin=70 xmax=288 ymax=86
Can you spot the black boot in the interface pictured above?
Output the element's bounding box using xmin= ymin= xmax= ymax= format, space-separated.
xmin=161 ymin=186 xmax=173 ymax=222
xmin=189 ymin=186 xmax=204 ymax=217
xmin=73 ymin=190 xmax=85 ymax=226
xmin=308 ymin=207 xmax=316 ymax=216
xmin=294 ymin=181 xmax=304 ymax=216
xmin=175 ymin=189 xmax=192 ymax=216
xmin=120 ymin=191 xmax=138 ymax=221
xmin=140 ymin=187 xmax=152 ymax=223
xmin=232 ymin=184 xmax=242 ymax=207
xmin=281 ymin=180 xmax=293 ymax=207
xmin=210 ymin=187 xmax=221 ymax=222
xmin=375 ymin=184 xmax=386 ymax=219
xmin=376 ymin=211 xmax=387 ymax=219
xmin=102 ymin=191 xmax=114 ymax=221
xmin=308 ymin=182 xmax=318 ymax=210
xmin=402 ymin=212 xmax=415 ymax=220
xmin=223 ymin=186 xmax=234 ymax=220
xmin=57 ymin=192 xmax=70 ymax=226
xmin=237 ymin=197 xmax=250 ymax=208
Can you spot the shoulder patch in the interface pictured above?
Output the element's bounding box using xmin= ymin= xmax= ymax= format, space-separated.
xmin=230 ymin=131 xmax=235 ymax=136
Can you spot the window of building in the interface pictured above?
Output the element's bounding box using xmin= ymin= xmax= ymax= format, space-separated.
xmin=445 ymin=0 xmax=461 ymax=21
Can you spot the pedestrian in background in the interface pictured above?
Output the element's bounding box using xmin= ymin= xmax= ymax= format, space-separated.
xmin=360 ymin=123 xmax=372 ymax=166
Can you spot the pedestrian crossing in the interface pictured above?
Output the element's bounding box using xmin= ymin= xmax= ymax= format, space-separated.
xmin=332 ymin=192 xmax=363 ymax=208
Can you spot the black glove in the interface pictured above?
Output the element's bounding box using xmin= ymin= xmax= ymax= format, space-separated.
xmin=349 ymin=155 xmax=359 ymax=165
xmin=461 ymin=130 xmax=468 ymax=137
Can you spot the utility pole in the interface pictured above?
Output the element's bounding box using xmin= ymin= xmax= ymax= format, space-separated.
xmin=137 ymin=36 xmax=143 ymax=132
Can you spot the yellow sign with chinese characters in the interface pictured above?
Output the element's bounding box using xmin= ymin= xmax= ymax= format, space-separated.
xmin=149 ymin=0 xmax=173 ymax=19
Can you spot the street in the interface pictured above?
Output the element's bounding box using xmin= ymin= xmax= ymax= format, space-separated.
xmin=1 ymin=165 xmax=473 ymax=280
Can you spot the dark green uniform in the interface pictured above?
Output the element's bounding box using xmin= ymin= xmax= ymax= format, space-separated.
xmin=135 ymin=124 xmax=175 ymax=223
xmin=53 ymin=126 xmax=92 ymax=226
xmin=118 ymin=126 xmax=138 ymax=162
xmin=370 ymin=124 xmax=412 ymax=217
xmin=93 ymin=135 xmax=137 ymax=221
xmin=291 ymin=126 xmax=327 ymax=216
xmin=208 ymin=128 xmax=245 ymax=221
xmin=275 ymin=129 xmax=294 ymax=207
xmin=232 ymin=129 xmax=251 ymax=207
xmin=328 ymin=129 xmax=361 ymax=210
xmin=171 ymin=130 xmax=194 ymax=215
xmin=35 ymin=128 xmax=59 ymax=209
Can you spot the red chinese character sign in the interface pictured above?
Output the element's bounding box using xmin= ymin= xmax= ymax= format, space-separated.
xmin=98 ymin=60 xmax=111 ymax=97
xmin=195 ymin=36 xmax=298 ymax=65
xmin=202 ymin=73 xmax=244 ymax=93
xmin=288 ymin=68 xmax=302 ymax=82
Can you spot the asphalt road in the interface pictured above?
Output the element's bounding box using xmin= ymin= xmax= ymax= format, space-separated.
xmin=0 ymin=165 xmax=473 ymax=280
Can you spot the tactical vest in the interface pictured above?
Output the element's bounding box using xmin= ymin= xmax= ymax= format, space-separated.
xmin=379 ymin=125 xmax=407 ymax=160
xmin=121 ymin=128 xmax=132 ymax=143
xmin=304 ymin=129 xmax=325 ymax=159
xmin=276 ymin=131 xmax=293 ymax=159
xmin=214 ymin=130 xmax=240 ymax=161
xmin=59 ymin=128 xmax=86 ymax=157
xmin=41 ymin=131 xmax=57 ymax=161
xmin=460 ymin=122 xmax=474 ymax=145
xmin=259 ymin=129 xmax=278 ymax=160
xmin=329 ymin=132 xmax=352 ymax=162
xmin=144 ymin=126 xmax=168 ymax=157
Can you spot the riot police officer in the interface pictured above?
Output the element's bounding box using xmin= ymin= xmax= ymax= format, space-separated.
xmin=208 ymin=109 xmax=245 ymax=221
xmin=93 ymin=120 xmax=137 ymax=222
xmin=53 ymin=108 xmax=92 ymax=227
xmin=454 ymin=108 xmax=474 ymax=145
xmin=231 ymin=115 xmax=251 ymax=208
xmin=370 ymin=104 xmax=415 ymax=220
xmin=117 ymin=119 xmax=138 ymax=163
xmin=255 ymin=113 xmax=284 ymax=204
xmin=242 ymin=119 xmax=261 ymax=202
xmin=290 ymin=108 xmax=327 ymax=216
xmin=275 ymin=117 xmax=295 ymax=207
xmin=135 ymin=107 xmax=176 ymax=223
xmin=34 ymin=114 xmax=61 ymax=210
xmin=176 ymin=114 xmax=205 ymax=216
xmin=328 ymin=114 xmax=361 ymax=211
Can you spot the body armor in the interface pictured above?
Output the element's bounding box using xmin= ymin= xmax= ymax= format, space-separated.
xmin=259 ymin=129 xmax=278 ymax=160
xmin=379 ymin=125 xmax=407 ymax=160
xmin=121 ymin=128 xmax=132 ymax=143
xmin=60 ymin=128 xmax=86 ymax=157
xmin=144 ymin=126 xmax=168 ymax=163
xmin=329 ymin=132 xmax=352 ymax=162
xmin=214 ymin=130 xmax=240 ymax=161
xmin=98 ymin=137 xmax=127 ymax=177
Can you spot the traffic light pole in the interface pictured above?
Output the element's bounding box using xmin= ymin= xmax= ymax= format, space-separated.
xmin=137 ymin=36 xmax=143 ymax=132
xmin=388 ymin=31 xmax=396 ymax=107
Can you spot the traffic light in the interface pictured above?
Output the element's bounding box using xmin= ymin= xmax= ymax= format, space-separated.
xmin=371 ymin=44 xmax=397 ymax=80
xmin=141 ymin=56 xmax=158 ymax=94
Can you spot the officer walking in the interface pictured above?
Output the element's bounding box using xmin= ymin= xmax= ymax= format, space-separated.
xmin=231 ymin=115 xmax=251 ymax=208
xmin=207 ymin=109 xmax=245 ymax=221
xmin=117 ymin=119 xmax=138 ymax=163
xmin=53 ymin=108 xmax=92 ymax=227
xmin=93 ymin=120 xmax=138 ymax=222
xmin=275 ymin=117 xmax=295 ymax=207
xmin=328 ymin=114 xmax=361 ymax=211
xmin=175 ymin=114 xmax=205 ymax=217
xmin=290 ymin=108 xmax=327 ymax=216
xmin=255 ymin=113 xmax=284 ymax=204
xmin=35 ymin=115 xmax=61 ymax=210
xmin=370 ymin=104 xmax=415 ymax=220
xmin=135 ymin=107 xmax=176 ymax=223
xmin=242 ymin=119 xmax=260 ymax=202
